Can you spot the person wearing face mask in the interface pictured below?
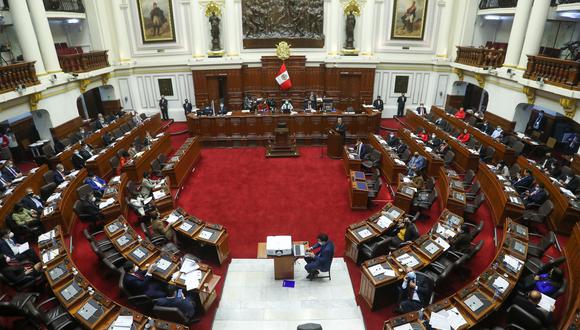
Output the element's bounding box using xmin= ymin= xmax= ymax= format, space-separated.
xmin=85 ymin=171 xmax=107 ymax=197
xmin=454 ymin=107 xmax=466 ymax=120
xmin=416 ymin=103 xmax=427 ymax=116
xmin=79 ymin=142 xmax=95 ymax=160
xmin=427 ymin=133 xmax=441 ymax=148
xmin=1 ymin=160 xmax=22 ymax=181
xmin=122 ymin=261 xmax=170 ymax=299
xmin=0 ymin=252 xmax=43 ymax=287
xmin=21 ymin=188 xmax=44 ymax=212
xmin=490 ymin=126 xmax=503 ymax=140
xmin=183 ymin=99 xmax=193 ymax=116
xmin=407 ymin=152 xmax=425 ymax=176
xmin=457 ymin=128 xmax=470 ymax=143
xmin=159 ymin=95 xmax=169 ymax=120
xmin=11 ymin=203 xmax=41 ymax=228
xmin=522 ymin=183 xmax=547 ymax=207
xmin=304 ymin=233 xmax=334 ymax=280
xmin=0 ymin=229 xmax=39 ymax=263
xmin=78 ymin=127 xmax=90 ymax=139
xmin=417 ymin=129 xmax=428 ymax=142
xmin=53 ymin=163 xmax=68 ymax=184
xmin=281 ymin=99 xmax=293 ymax=114
xmin=78 ymin=192 xmax=104 ymax=226
xmin=395 ymin=267 xmax=431 ymax=313
xmin=71 ymin=149 xmax=86 ymax=170
xmin=95 ymin=113 xmax=108 ymax=129
xmin=218 ymin=101 xmax=228 ymax=115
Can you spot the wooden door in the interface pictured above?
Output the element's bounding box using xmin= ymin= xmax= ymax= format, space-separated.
xmin=340 ymin=73 xmax=362 ymax=111
xmin=207 ymin=77 xmax=228 ymax=109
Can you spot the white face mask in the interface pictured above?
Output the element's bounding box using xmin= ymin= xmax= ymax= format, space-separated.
xmin=8 ymin=232 xmax=14 ymax=239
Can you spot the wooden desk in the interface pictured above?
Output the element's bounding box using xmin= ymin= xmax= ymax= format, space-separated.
xmin=436 ymin=168 xmax=467 ymax=217
xmin=257 ymin=241 xmax=307 ymax=280
xmin=123 ymin=133 xmax=172 ymax=181
xmin=398 ymin=128 xmax=444 ymax=177
xmin=162 ymin=137 xmax=201 ymax=189
xmin=187 ymin=110 xmax=381 ymax=147
xmin=342 ymin=146 xmax=362 ymax=175
xmin=0 ymin=165 xmax=48 ymax=229
xmin=431 ymin=106 xmax=516 ymax=164
xmin=476 ymin=163 xmax=525 ymax=227
xmin=368 ymin=134 xmax=408 ymax=184
xmin=41 ymin=169 xmax=87 ymax=235
xmin=406 ymin=110 xmax=480 ymax=172
xmin=349 ymin=171 xmax=369 ymax=210
xmin=99 ymin=174 xmax=129 ymax=222
xmin=517 ymin=156 xmax=580 ymax=234
xmin=394 ymin=174 xmax=416 ymax=213
xmin=345 ymin=221 xmax=380 ymax=264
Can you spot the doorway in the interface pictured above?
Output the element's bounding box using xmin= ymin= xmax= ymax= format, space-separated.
xmin=207 ymin=76 xmax=228 ymax=109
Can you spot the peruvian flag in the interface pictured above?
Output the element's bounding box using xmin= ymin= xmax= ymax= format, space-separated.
xmin=275 ymin=63 xmax=292 ymax=91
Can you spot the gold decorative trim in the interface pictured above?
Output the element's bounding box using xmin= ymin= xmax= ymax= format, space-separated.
xmin=502 ymin=64 xmax=518 ymax=69
xmin=79 ymin=79 xmax=91 ymax=93
xmin=522 ymin=86 xmax=535 ymax=104
xmin=47 ymin=70 xmax=63 ymax=74
xmin=29 ymin=93 xmax=43 ymax=111
xmin=276 ymin=41 xmax=291 ymax=61
xmin=343 ymin=0 xmax=361 ymax=15
xmin=452 ymin=68 xmax=464 ymax=81
xmin=474 ymin=73 xmax=485 ymax=88
xmin=101 ymin=73 xmax=112 ymax=85
xmin=560 ymin=97 xmax=577 ymax=118
xmin=205 ymin=1 xmax=222 ymax=17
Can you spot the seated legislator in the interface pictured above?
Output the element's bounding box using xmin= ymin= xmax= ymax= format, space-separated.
xmin=85 ymin=171 xmax=107 ymax=197
xmin=53 ymin=163 xmax=68 ymax=184
xmin=427 ymin=133 xmax=441 ymax=148
xmin=477 ymin=121 xmax=493 ymax=135
xmin=539 ymin=153 xmax=557 ymax=171
xmin=281 ymin=99 xmax=294 ymax=114
xmin=513 ymin=290 xmax=554 ymax=328
xmin=0 ymin=253 xmax=42 ymax=286
xmin=78 ymin=127 xmax=90 ymax=140
xmin=490 ymin=126 xmax=503 ymax=140
xmin=53 ymin=138 xmax=66 ymax=153
xmin=102 ymin=132 xmax=115 ymax=146
xmin=416 ymin=103 xmax=427 ymax=116
xmin=559 ymin=173 xmax=579 ymax=192
xmin=118 ymin=150 xmax=131 ymax=175
xmin=78 ymin=192 xmax=104 ymax=225
xmin=396 ymin=267 xmax=432 ymax=313
xmin=513 ymin=169 xmax=534 ymax=194
xmin=304 ymin=233 xmax=335 ymax=280
xmin=149 ymin=209 xmax=177 ymax=243
xmin=95 ymin=113 xmax=108 ymax=129
xmin=373 ymin=96 xmax=384 ymax=111
xmin=407 ymin=152 xmax=426 ymax=176
xmin=0 ymin=173 xmax=10 ymax=193
xmin=79 ymin=141 xmax=95 ymax=160
xmin=410 ymin=174 xmax=425 ymax=190
xmin=519 ymin=268 xmax=564 ymax=297
xmin=71 ymin=149 xmax=86 ymax=170
xmin=20 ymin=188 xmax=44 ymax=213
xmin=434 ymin=140 xmax=449 ymax=156
xmin=11 ymin=203 xmax=41 ymax=228
xmin=454 ymin=107 xmax=466 ymax=120
xmin=143 ymin=131 xmax=154 ymax=147
xmin=522 ymin=183 xmax=547 ymax=207
xmin=386 ymin=219 xmax=419 ymax=250
xmin=140 ymin=171 xmax=160 ymax=198
xmin=353 ymin=139 xmax=370 ymax=159
xmin=451 ymin=224 xmax=472 ymax=253
xmin=0 ymin=229 xmax=39 ymax=263
xmin=257 ymin=99 xmax=270 ymax=113
xmin=1 ymin=160 xmax=22 ymax=181
xmin=386 ymin=132 xmax=400 ymax=147
xmin=417 ymin=129 xmax=428 ymax=142
xmin=493 ymin=161 xmax=511 ymax=178
xmin=122 ymin=261 xmax=171 ymax=299
xmin=457 ymin=129 xmax=471 ymax=143
xmin=127 ymin=144 xmax=139 ymax=158
xmin=155 ymin=288 xmax=198 ymax=322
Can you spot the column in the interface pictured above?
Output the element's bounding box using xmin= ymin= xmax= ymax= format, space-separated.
xmin=111 ymin=0 xmax=132 ymax=62
xmin=518 ymin=0 xmax=550 ymax=69
xmin=224 ymin=0 xmax=238 ymax=56
xmin=503 ymin=0 xmax=532 ymax=67
xmin=192 ymin=1 xmax=206 ymax=57
xmin=8 ymin=0 xmax=46 ymax=74
xmin=359 ymin=0 xmax=375 ymax=55
xmin=435 ymin=0 xmax=455 ymax=58
xmin=326 ymin=0 xmax=341 ymax=55
xmin=26 ymin=0 xmax=61 ymax=73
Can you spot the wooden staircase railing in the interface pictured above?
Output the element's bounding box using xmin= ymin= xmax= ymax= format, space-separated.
xmin=455 ymin=46 xmax=506 ymax=68
xmin=58 ymin=51 xmax=109 ymax=73
xmin=523 ymin=55 xmax=580 ymax=90
xmin=0 ymin=62 xmax=40 ymax=94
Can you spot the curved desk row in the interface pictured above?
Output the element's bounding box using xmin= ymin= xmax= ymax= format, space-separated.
xmin=0 ymin=164 xmax=48 ymax=229
xmin=429 ymin=106 xmax=515 ymax=165
xmin=398 ymin=128 xmax=444 ymax=178
xmin=186 ymin=111 xmax=381 ymax=147
xmin=49 ymin=114 xmax=132 ymax=171
xmin=368 ymin=134 xmax=407 ymax=185
xmin=122 ymin=133 xmax=172 ymax=182
xmin=436 ymin=168 xmax=468 ymax=217
xmin=162 ymin=137 xmax=202 ymax=189
xmin=39 ymin=226 xmax=187 ymax=330
xmin=358 ymin=210 xmax=464 ymax=309
xmin=405 ymin=110 xmax=480 ymax=172
xmin=383 ymin=219 xmax=529 ymax=329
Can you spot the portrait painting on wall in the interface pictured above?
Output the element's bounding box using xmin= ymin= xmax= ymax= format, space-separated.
xmin=158 ymin=78 xmax=174 ymax=96
xmin=136 ymin=0 xmax=176 ymax=43
xmin=390 ymin=0 xmax=428 ymax=40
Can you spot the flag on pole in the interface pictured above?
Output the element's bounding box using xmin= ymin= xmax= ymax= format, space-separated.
xmin=275 ymin=63 xmax=292 ymax=91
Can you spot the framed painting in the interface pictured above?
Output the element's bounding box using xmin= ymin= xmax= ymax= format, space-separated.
xmin=157 ymin=78 xmax=174 ymax=97
xmin=394 ymin=76 xmax=409 ymax=94
xmin=390 ymin=0 xmax=428 ymax=40
xmin=136 ymin=0 xmax=176 ymax=43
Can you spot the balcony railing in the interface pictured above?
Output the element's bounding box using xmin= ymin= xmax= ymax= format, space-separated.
xmin=455 ymin=46 xmax=506 ymax=68
xmin=0 ymin=62 xmax=40 ymax=94
xmin=523 ymin=55 xmax=580 ymax=90
xmin=58 ymin=51 xmax=109 ymax=73
xmin=479 ymin=0 xmax=518 ymax=9
xmin=43 ymin=0 xmax=84 ymax=13
xmin=551 ymin=0 xmax=580 ymax=6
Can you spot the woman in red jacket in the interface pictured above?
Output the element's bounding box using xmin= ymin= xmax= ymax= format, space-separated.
xmin=455 ymin=107 xmax=466 ymax=120
xmin=457 ymin=128 xmax=471 ymax=143
xmin=417 ymin=129 xmax=429 ymax=142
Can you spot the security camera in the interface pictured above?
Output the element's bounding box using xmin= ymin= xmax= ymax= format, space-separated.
xmin=15 ymin=84 xmax=25 ymax=94
xmin=49 ymin=74 xmax=57 ymax=83
xmin=537 ymin=77 xmax=545 ymax=86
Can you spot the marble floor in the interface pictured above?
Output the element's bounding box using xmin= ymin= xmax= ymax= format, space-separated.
xmin=212 ymin=258 xmax=366 ymax=330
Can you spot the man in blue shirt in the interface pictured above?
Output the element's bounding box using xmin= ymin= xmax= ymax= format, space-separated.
xmin=407 ymin=152 xmax=426 ymax=176
xmin=305 ymin=233 xmax=334 ymax=280
xmin=85 ymin=171 xmax=107 ymax=197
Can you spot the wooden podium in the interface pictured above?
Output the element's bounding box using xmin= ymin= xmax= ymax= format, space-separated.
xmin=266 ymin=122 xmax=299 ymax=158
xmin=257 ymin=241 xmax=309 ymax=280
xmin=327 ymin=129 xmax=343 ymax=159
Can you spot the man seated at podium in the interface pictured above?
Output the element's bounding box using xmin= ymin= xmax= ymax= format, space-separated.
xmin=304 ymin=233 xmax=334 ymax=280
xmin=353 ymin=139 xmax=369 ymax=159
xmin=407 ymin=152 xmax=425 ymax=176
xmin=257 ymin=99 xmax=270 ymax=113
xmin=281 ymin=99 xmax=293 ymax=114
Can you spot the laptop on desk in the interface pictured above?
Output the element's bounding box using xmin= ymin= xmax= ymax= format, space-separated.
xmin=293 ymin=243 xmax=306 ymax=257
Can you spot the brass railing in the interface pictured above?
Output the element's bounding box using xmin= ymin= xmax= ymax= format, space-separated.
xmin=58 ymin=51 xmax=109 ymax=73
xmin=524 ymin=55 xmax=580 ymax=90
xmin=455 ymin=46 xmax=506 ymax=68
xmin=43 ymin=0 xmax=84 ymax=13
xmin=0 ymin=62 xmax=40 ymax=94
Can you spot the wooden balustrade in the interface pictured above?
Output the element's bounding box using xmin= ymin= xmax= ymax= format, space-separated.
xmin=524 ymin=55 xmax=580 ymax=90
xmin=455 ymin=46 xmax=505 ymax=68
xmin=0 ymin=61 xmax=40 ymax=94
xmin=58 ymin=50 xmax=109 ymax=73
xmin=43 ymin=0 xmax=84 ymax=13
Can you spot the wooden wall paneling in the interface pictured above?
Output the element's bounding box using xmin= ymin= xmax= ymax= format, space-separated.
xmin=50 ymin=116 xmax=83 ymax=141
xmin=446 ymin=95 xmax=465 ymax=109
xmin=101 ymin=100 xmax=122 ymax=117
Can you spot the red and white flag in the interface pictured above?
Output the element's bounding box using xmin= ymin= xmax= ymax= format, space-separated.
xmin=275 ymin=63 xmax=292 ymax=91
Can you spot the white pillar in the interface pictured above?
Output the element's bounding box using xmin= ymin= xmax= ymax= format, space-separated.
xmin=8 ymin=0 xmax=46 ymax=74
xmin=26 ymin=0 xmax=61 ymax=73
xmin=518 ymin=0 xmax=550 ymax=69
xmin=503 ymin=0 xmax=532 ymax=68
xmin=326 ymin=0 xmax=340 ymax=55
xmin=111 ymin=0 xmax=132 ymax=62
xmin=360 ymin=0 xmax=375 ymax=55
xmin=435 ymin=0 xmax=455 ymax=58
xmin=224 ymin=0 xmax=238 ymax=56
xmin=192 ymin=1 xmax=206 ymax=58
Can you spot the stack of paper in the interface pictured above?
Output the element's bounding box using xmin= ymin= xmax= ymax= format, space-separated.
xmin=166 ymin=213 xmax=181 ymax=224
xmin=175 ymin=258 xmax=203 ymax=291
xmin=434 ymin=237 xmax=450 ymax=251
xmin=396 ymin=254 xmax=419 ymax=268
xmin=429 ymin=310 xmax=451 ymax=330
xmin=57 ymin=181 xmax=69 ymax=189
xmin=42 ymin=248 xmax=59 ymax=263
xmin=47 ymin=193 xmax=61 ymax=204
xmin=38 ymin=230 xmax=56 ymax=243
xmin=358 ymin=229 xmax=372 ymax=239
xmin=446 ymin=307 xmax=467 ymax=329
xmin=376 ymin=216 xmax=393 ymax=229
xmin=98 ymin=198 xmax=115 ymax=209
xmin=538 ymin=293 xmax=556 ymax=312
xmin=111 ymin=315 xmax=133 ymax=330
xmin=153 ymin=190 xmax=166 ymax=200
xmin=110 ymin=176 xmax=121 ymax=184
xmin=492 ymin=275 xmax=509 ymax=293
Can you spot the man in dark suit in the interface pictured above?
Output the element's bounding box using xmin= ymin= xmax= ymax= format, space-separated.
xmin=513 ymin=290 xmax=554 ymax=328
xmin=71 ymin=150 xmax=85 ymax=170
xmin=53 ymin=164 xmax=67 ymax=184
xmin=477 ymin=121 xmax=493 ymax=135
xmin=95 ymin=114 xmax=108 ymax=130
xmin=0 ymin=229 xmax=39 ymax=263
xmin=531 ymin=110 xmax=546 ymax=132
xmin=102 ymin=132 xmax=114 ymax=146
xmin=122 ymin=261 xmax=170 ymax=298
xmin=386 ymin=220 xmax=419 ymax=250
xmin=396 ymin=93 xmax=407 ymax=117
xmin=513 ymin=169 xmax=534 ymax=194
xmin=523 ymin=184 xmax=547 ymax=207
xmin=334 ymin=117 xmax=347 ymax=145
xmin=183 ymin=99 xmax=193 ymax=116
xmin=396 ymin=267 xmax=433 ymax=313
xmin=539 ymin=153 xmax=557 ymax=171
xmin=354 ymin=139 xmax=369 ymax=159
xmin=1 ymin=160 xmax=21 ymax=181
xmin=451 ymin=224 xmax=472 ymax=253
xmin=21 ymin=188 xmax=44 ymax=212
xmin=78 ymin=127 xmax=90 ymax=140
xmin=427 ymin=133 xmax=441 ymax=148
xmin=79 ymin=142 xmax=95 ymax=160
xmin=218 ymin=102 xmax=228 ymax=115
xmin=373 ymin=96 xmax=384 ymax=111
xmin=396 ymin=143 xmax=408 ymax=156
xmin=78 ymin=192 xmax=103 ymax=224
xmin=559 ymin=173 xmax=579 ymax=192
xmin=304 ymin=233 xmax=334 ymax=280
xmin=386 ymin=132 xmax=399 ymax=147
xmin=159 ymin=95 xmax=169 ymax=120
xmin=416 ymin=103 xmax=427 ymax=116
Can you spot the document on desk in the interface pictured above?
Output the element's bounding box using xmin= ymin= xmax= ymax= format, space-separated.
xmin=393 ymin=324 xmax=413 ymax=330
xmin=57 ymin=181 xmax=69 ymax=190
xmin=538 ymin=293 xmax=556 ymax=312
xmin=357 ymin=229 xmax=372 ymax=239
xmin=166 ymin=213 xmax=181 ymax=224
xmin=434 ymin=236 xmax=451 ymax=250
xmin=111 ymin=315 xmax=133 ymax=330
xmin=153 ymin=190 xmax=166 ymax=200
xmin=156 ymin=259 xmax=172 ymax=271
xmin=38 ymin=230 xmax=56 ymax=243
xmin=42 ymin=248 xmax=59 ymax=263
xmin=17 ymin=242 xmax=30 ymax=254
xmin=396 ymin=254 xmax=419 ymax=268
xmin=143 ymin=197 xmax=153 ymax=205
xmin=184 ymin=270 xmax=203 ymax=291
xmin=503 ymin=254 xmax=523 ymax=272
xmin=110 ymin=176 xmax=121 ymax=184
xmin=180 ymin=258 xmax=199 ymax=274
xmin=429 ymin=310 xmax=451 ymax=330
xmin=47 ymin=193 xmax=61 ymax=204
xmin=424 ymin=242 xmax=440 ymax=255
xmin=179 ymin=222 xmax=192 ymax=232
xmin=464 ymin=294 xmax=484 ymax=312
xmin=492 ymin=275 xmax=509 ymax=293
xmin=368 ymin=264 xmax=385 ymax=277
xmin=199 ymin=230 xmax=213 ymax=240
xmin=446 ymin=307 xmax=467 ymax=330
xmin=376 ymin=216 xmax=393 ymax=229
